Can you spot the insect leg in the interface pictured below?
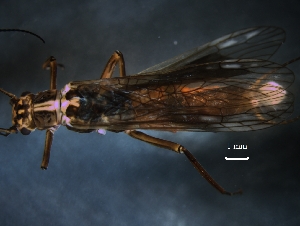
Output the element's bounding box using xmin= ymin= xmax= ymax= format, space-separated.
xmin=0 ymin=89 xmax=18 ymax=137
xmin=125 ymin=130 xmax=242 ymax=195
xmin=40 ymin=56 xmax=58 ymax=169
xmin=41 ymin=130 xmax=54 ymax=169
xmin=42 ymin=56 xmax=57 ymax=90
xmin=0 ymin=126 xmax=18 ymax=136
xmin=100 ymin=51 xmax=126 ymax=79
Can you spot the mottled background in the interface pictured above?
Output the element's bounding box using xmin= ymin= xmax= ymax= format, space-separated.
xmin=0 ymin=0 xmax=300 ymax=225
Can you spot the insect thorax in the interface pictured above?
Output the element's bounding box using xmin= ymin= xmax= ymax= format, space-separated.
xmin=12 ymin=90 xmax=61 ymax=134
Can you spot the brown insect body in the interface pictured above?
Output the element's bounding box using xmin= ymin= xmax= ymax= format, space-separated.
xmin=65 ymin=59 xmax=293 ymax=132
xmin=0 ymin=26 xmax=298 ymax=195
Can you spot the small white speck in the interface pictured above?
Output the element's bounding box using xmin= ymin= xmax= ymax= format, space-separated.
xmin=221 ymin=63 xmax=241 ymax=69
xmin=158 ymin=36 xmax=160 ymax=38
xmin=173 ymin=41 xmax=178 ymax=45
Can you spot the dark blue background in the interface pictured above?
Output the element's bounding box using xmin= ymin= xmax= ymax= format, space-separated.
xmin=0 ymin=0 xmax=300 ymax=225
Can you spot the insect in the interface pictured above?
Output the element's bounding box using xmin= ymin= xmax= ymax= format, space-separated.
xmin=0 ymin=27 xmax=299 ymax=195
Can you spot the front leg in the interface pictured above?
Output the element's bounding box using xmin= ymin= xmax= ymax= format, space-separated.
xmin=125 ymin=130 xmax=242 ymax=195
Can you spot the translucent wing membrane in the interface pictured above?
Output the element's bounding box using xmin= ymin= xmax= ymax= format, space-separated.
xmin=69 ymin=58 xmax=294 ymax=132
xmin=139 ymin=27 xmax=285 ymax=73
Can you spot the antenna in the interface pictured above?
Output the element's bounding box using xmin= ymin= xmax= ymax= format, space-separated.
xmin=0 ymin=29 xmax=45 ymax=43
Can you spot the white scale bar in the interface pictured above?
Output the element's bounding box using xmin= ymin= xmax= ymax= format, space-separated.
xmin=225 ymin=157 xmax=249 ymax=160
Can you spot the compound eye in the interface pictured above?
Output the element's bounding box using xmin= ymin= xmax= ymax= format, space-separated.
xmin=20 ymin=127 xmax=31 ymax=135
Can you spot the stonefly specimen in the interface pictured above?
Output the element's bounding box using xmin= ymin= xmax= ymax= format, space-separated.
xmin=0 ymin=27 xmax=299 ymax=195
